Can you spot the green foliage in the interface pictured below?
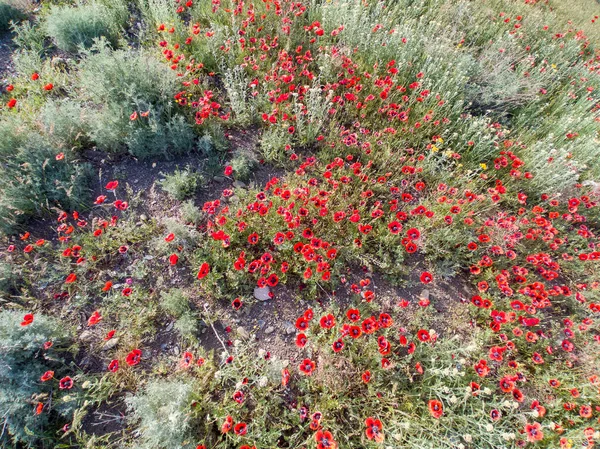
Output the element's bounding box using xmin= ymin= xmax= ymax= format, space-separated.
xmin=180 ymin=200 xmax=202 ymax=225
xmin=77 ymin=42 xmax=196 ymax=159
xmin=0 ymin=132 xmax=92 ymax=234
xmin=125 ymin=380 xmax=196 ymax=449
xmin=158 ymin=167 xmax=203 ymax=201
xmin=39 ymin=99 xmax=91 ymax=151
xmin=45 ymin=3 xmax=123 ymax=53
xmin=0 ymin=2 xmax=26 ymax=32
xmin=159 ymin=288 xmax=190 ymax=318
xmin=229 ymin=150 xmax=257 ymax=183
xmin=0 ymin=310 xmax=75 ymax=447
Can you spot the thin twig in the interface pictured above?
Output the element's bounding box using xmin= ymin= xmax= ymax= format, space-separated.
xmin=202 ymin=303 xmax=229 ymax=355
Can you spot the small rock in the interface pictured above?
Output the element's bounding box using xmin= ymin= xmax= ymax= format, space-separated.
xmin=213 ymin=176 xmax=226 ymax=183
xmin=420 ymin=289 xmax=430 ymax=300
xmin=237 ymin=327 xmax=250 ymax=339
xmin=264 ymin=326 xmax=275 ymax=334
xmin=233 ymin=180 xmax=246 ymax=189
xmin=140 ymin=214 xmax=147 ymax=221
xmin=283 ymin=321 xmax=296 ymax=335
xmin=79 ymin=330 xmax=94 ymax=342
xmin=102 ymin=337 xmax=119 ymax=351
xmin=254 ymin=286 xmax=271 ymax=301
xmin=257 ymin=319 xmax=266 ymax=329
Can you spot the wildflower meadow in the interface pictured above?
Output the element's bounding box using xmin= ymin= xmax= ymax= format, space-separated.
xmin=1 ymin=0 xmax=600 ymax=448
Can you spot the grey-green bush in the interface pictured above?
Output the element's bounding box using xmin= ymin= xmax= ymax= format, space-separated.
xmin=0 ymin=2 xmax=26 ymax=32
xmin=158 ymin=167 xmax=203 ymax=201
xmin=45 ymin=3 xmax=123 ymax=52
xmin=77 ymin=42 xmax=196 ymax=159
xmin=126 ymin=380 xmax=196 ymax=449
xmin=0 ymin=310 xmax=75 ymax=447
xmin=0 ymin=132 xmax=92 ymax=234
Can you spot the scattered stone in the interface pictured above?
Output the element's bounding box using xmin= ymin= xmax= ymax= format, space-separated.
xmin=79 ymin=330 xmax=94 ymax=342
xmin=265 ymin=326 xmax=275 ymax=334
xmin=254 ymin=286 xmax=271 ymax=301
xmin=420 ymin=289 xmax=430 ymax=300
xmin=139 ymin=214 xmax=147 ymax=221
xmin=233 ymin=180 xmax=246 ymax=189
xmin=283 ymin=321 xmax=296 ymax=335
xmin=101 ymin=337 xmax=119 ymax=351
xmin=165 ymin=322 xmax=174 ymax=332
xmin=213 ymin=176 xmax=226 ymax=183
xmin=257 ymin=319 xmax=266 ymax=329
xmin=237 ymin=327 xmax=250 ymax=339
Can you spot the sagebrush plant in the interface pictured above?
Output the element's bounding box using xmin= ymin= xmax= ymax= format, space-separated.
xmin=158 ymin=167 xmax=203 ymax=201
xmin=0 ymin=311 xmax=77 ymax=448
xmin=2 ymin=0 xmax=600 ymax=447
xmin=44 ymin=2 xmax=124 ymax=53
xmin=76 ymin=41 xmax=195 ymax=159
xmin=0 ymin=1 xmax=26 ymax=32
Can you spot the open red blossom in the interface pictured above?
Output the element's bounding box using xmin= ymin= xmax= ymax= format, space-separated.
xmin=365 ymin=417 xmax=384 ymax=442
xmin=319 ymin=314 xmax=335 ymax=329
xmin=428 ymin=399 xmax=443 ymax=418
xmin=233 ymin=422 xmax=247 ymax=435
xmin=59 ymin=376 xmax=74 ymax=390
xmin=315 ymin=430 xmax=337 ymax=449
xmin=221 ymin=416 xmax=233 ymax=433
xmin=295 ymin=333 xmax=308 ymax=347
xmin=299 ymin=358 xmax=315 ymax=375
xmin=65 ymin=273 xmax=77 ymax=283
xmin=21 ymin=313 xmax=34 ymax=326
xmin=525 ymin=422 xmax=543 ymax=442
xmin=125 ymin=349 xmax=142 ymax=366
xmin=346 ymin=308 xmax=360 ymax=322
xmin=87 ymin=310 xmax=102 ymax=326
xmin=105 ymin=180 xmax=119 ymax=191
xmin=197 ymin=262 xmax=210 ymax=279
xmin=108 ymin=360 xmax=119 ymax=372
xmin=40 ymin=370 xmax=54 ymax=382
xmin=281 ymin=368 xmax=290 ymax=387
xmin=420 ymin=271 xmax=433 ymax=284
xmin=169 ymin=254 xmax=179 ymax=265
xmin=224 ymin=165 xmax=233 ymax=176
xmin=165 ymin=233 xmax=175 ymax=242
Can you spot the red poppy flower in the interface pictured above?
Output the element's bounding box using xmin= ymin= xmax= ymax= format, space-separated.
xmin=197 ymin=262 xmax=210 ymax=279
xmin=59 ymin=376 xmax=74 ymax=389
xmin=87 ymin=310 xmax=102 ymax=326
xmin=221 ymin=416 xmax=233 ymax=433
xmin=108 ymin=360 xmax=119 ymax=372
xmin=169 ymin=254 xmax=179 ymax=265
xmin=362 ymin=370 xmax=371 ymax=383
xmin=420 ymin=272 xmax=433 ymax=284
xmin=233 ymin=390 xmax=245 ymax=404
xmin=248 ymin=233 xmax=259 ymax=244
xmin=407 ymin=228 xmax=421 ymax=240
xmin=105 ymin=180 xmax=119 ymax=191
xmin=165 ymin=233 xmax=175 ymax=242
xmin=525 ymin=422 xmax=543 ymax=442
xmin=332 ymin=339 xmax=344 ymax=353
xmin=224 ymin=165 xmax=233 ymax=176
xmin=299 ymin=358 xmax=315 ymax=375
xmin=20 ymin=313 xmax=34 ymax=326
xmin=281 ymin=368 xmax=290 ymax=387
xmin=315 ymin=430 xmax=337 ymax=449
xmin=125 ymin=349 xmax=142 ymax=366
xmin=428 ymin=399 xmax=443 ymax=418
xmin=6 ymin=98 xmax=17 ymax=108
xmin=65 ymin=273 xmax=77 ymax=284
xmin=364 ymin=417 xmax=384 ymax=442
xmin=416 ymin=329 xmax=430 ymax=342
xmin=232 ymin=298 xmax=243 ymax=310
xmin=346 ymin=308 xmax=360 ymax=322
xmin=319 ymin=314 xmax=335 ymax=329
xmin=40 ymin=370 xmax=54 ymax=382
xmin=233 ymin=422 xmax=247 ymax=435
xmin=295 ymin=333 xmax=308 ymax=348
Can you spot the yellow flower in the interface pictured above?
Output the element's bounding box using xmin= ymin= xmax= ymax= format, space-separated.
xmin=437 ymin=137 xmax=444 ymax=143
xmin=431 ymin=145 xmax=439 ymax=153
xmin=480 ymin=163 xmax=487 ymax=170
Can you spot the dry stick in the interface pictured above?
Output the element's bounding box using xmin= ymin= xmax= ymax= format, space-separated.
xmin=202 ymin=303 xmax=229 ymax=355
